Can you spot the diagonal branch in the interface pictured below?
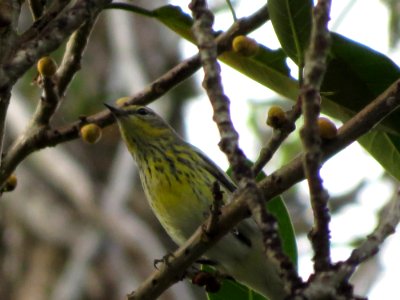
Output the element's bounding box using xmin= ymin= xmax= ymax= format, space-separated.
xmin=57 ymin=16 xmax=99 ymax=96
xmin=190 ymin=0 xmax=252 ymax=182
xmin=343 ymin=190 xmax=400 ymax=280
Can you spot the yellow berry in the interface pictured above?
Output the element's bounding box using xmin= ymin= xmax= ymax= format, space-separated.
xmin=80 ymin=123 xmax=102 ymax=144
xmin=232 ymin=35 xmax=259 ymax=56
xmin=266 ymin=105 xmax=286 ymax=128
xmin=115 ymin=96 xmax=130 ymax=107
xmin=318 ymin=117 xmax=337 ymax=139
xmin=3 ymin=174 xmax=17 ymax=192
xmin=37 ymin=56 xmax=58 ymax=77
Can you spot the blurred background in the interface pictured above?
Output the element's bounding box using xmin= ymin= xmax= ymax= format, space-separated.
xmin=2 ymin=0 xmax=400 ymax=299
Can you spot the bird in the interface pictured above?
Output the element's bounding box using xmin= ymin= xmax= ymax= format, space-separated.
xmin=105 ymin=103 xmax=286 ymax=300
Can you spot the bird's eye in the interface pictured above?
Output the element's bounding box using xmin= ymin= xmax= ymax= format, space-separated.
xmin=137 ymin=108 xmax=150 ymax=116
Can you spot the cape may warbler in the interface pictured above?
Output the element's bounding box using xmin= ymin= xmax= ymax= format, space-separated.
xmin=106 ymin=104 xmax=286 ymax=300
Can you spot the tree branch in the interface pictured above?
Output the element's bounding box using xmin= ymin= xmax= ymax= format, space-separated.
xmin=252 ymin=99 xmax=301 ymax=175
xmin=190 ymin=0 xmax=251 ymax=181
xmin=33 ymin=75 xmax=59 ymax=126
xmin=300 ymin=0 xmax=332 ymax=272
xmin=56 ymin=15 xmax=98 ymax=96
xmin=344 ymin=190 xmax=400 ymax=279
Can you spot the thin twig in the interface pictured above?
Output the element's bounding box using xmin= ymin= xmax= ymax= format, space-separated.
xmin=300 ymin=0 xmax=332 ymax=272
xmin=33 ymin=76 xmax=59 ymax=126
xmin=57 ymin=16 xmax=99 ymax=96
xmin=344 ymin=190 xmax=400 ymax=278
xmin=252 ymin=99 xmax=301 ymax=175
xmin=225 ymin=0 xmax=237 ymax=22
xmin=19 ymin=0 xmax=71 ymax=43
xmin=215 ymin=3 xmax=269 ymax=52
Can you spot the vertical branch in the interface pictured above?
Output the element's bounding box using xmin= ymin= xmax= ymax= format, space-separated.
xmin=189 ymin=0 xmax=251 ymax=181
xmin=33 ymin=75 xmax=60 ymax=126
xmin=300 ymin=0 xmax=332 ymax=272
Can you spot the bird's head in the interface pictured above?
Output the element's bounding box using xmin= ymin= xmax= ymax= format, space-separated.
xmin=105 ymin=104 xmax=178 ymax=145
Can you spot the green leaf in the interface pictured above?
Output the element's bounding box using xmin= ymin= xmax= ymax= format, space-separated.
xmin=153 ymin=5 xmax=194 ymax=41
xmin=254 ymin=170 xmax=298 ymax=266
xmin=267 ymin=196 xmax=298 ymax=265
xmin=321 ymin=33 xmax=400 ymax=135
xmin=218 ymin=48 xmax=298 ymax=101
xmin=358 ymin=131 xmax=400 ymax=180
xmin=267 ymin=0 xmax=313 ymax=65
xmin=204 ymin=267 xmax=267 ymax=300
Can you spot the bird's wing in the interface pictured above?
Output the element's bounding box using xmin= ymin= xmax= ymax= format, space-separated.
xmin=194 ymin=148 xmax=237 ymax=193
xmin=193 ymin=147 xmax=259 ymax=248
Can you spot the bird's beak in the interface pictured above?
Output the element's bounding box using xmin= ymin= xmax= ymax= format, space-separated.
xmin=104 ymin=103 xmax=129 ymax=118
